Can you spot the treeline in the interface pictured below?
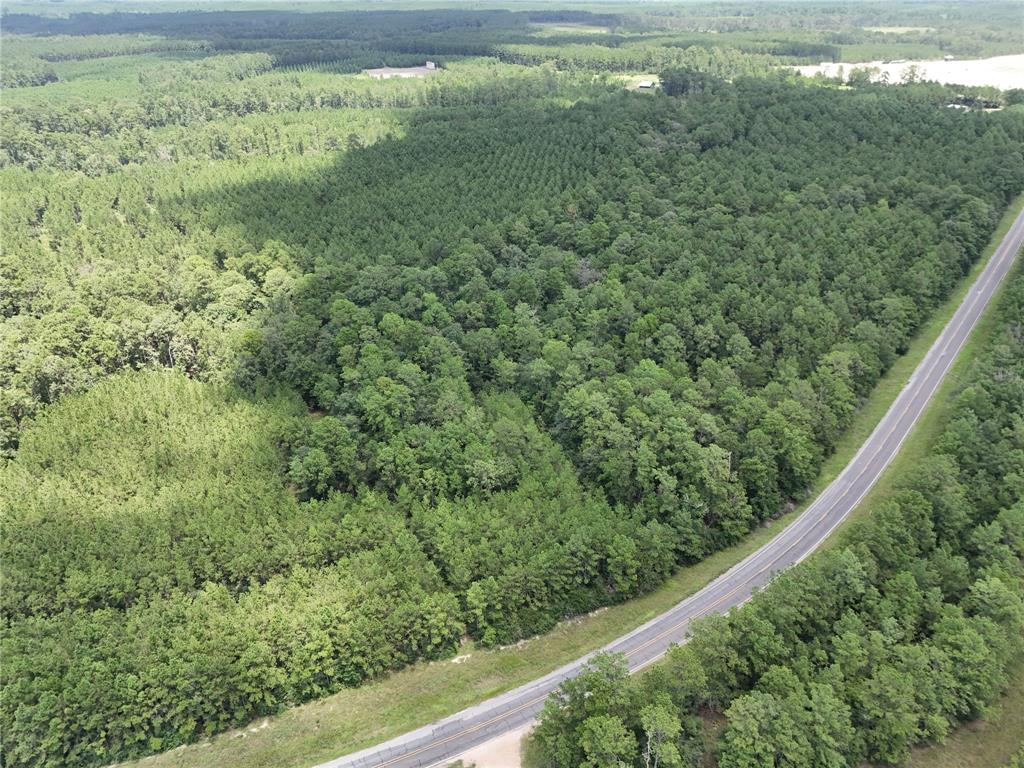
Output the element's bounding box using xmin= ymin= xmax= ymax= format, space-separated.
xmin=0 ymin=35 xmax=212 ymax=89
xmin=5 ymin=34 xmax=212 ymax=63
xmin=1 ymin=59 xmax=581 ymax=173
xmin=624 ymin=2 xmax=1023 ymax=60
xmin=0 ymin=371 xmax=677 ymax=767
xmin=535 ymin=264 xmax=1024 ymax=767
xmin=0 ymin=8 xmax=530 ymax=41
xmin=229 ymin=40 xmax=443 ymax=72
xmin=216 ymin=78 xmax=1023 ymax=560
xmin=630 ymin=0 xmax=1022 ymax=34
xmin=136 ymin=52 xmax=275 ymax=86
xmin=0 ymin=56 xmax=58 ymax=89
xmin=3 ymin=33 xmax=1024 ymax=768
xmin=493 ymin=42 xmax=775 ymax=75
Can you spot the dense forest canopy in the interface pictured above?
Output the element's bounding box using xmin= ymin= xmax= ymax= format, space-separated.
xmin=1 ymin=4 xmax=1023 ymax=768
xmin=535 ymin=262 xmax=1024 ymax=768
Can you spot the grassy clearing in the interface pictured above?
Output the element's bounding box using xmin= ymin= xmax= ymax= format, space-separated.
xmin=530 ymin=22 xmax=610 ymax=36
xmin=862 ymin=26 xmax=936 ymax=34
xmin=617 ymin=73 xmax=662 ymax=90
xmin=117 ymin=197 xmax=1024 ymax=768
xmin=837 ymin=42 xmax=946 ymax=62
xmin=908 ymin=656 xmax=1024 ymax=768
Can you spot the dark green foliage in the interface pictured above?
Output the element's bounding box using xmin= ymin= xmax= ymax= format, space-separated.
xmin=654 ymin=67 xmax=723 ymax=97
xmin=3 ymin=7 xmax=1024 ymax=767
xmin=536 ymin=652 xmax=704 ymax=768
xmin=0 ymin=55 xmax=58 ymax=89
xmin=220 ymin=78 xmax=1023 ymax=568
xmin=536 ymin=270 xmax=1024 ymax=767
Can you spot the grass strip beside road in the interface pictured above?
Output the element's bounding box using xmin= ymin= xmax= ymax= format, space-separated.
xmin=117 ymin=194 xmax=1024 ymax=768
xmin=825 ymin=192 xmax=1024 ymax=540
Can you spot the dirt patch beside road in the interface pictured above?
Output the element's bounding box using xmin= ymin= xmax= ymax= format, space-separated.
xmin=455 ymin=724 xmax=532 ymax=768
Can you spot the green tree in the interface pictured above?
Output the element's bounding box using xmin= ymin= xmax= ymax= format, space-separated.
xmin=580 ymin=715 xmax=638 ymax=768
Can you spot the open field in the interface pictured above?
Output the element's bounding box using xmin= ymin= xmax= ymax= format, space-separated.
xmin=796 ymin=53 xmax=1024 ymax=89
xmin=530 ymin=22 xmax=610 ymax=35
xmin=863 ymin=26 xmax=937 ymax=34
xmin=363 ymin=64 xmax=438 ymax=79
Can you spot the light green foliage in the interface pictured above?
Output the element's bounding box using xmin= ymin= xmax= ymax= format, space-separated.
xmin=0 ymin=372 xmax=465 ymax=766
xmin=581 ymin=716 xmax=639 ymax=768
xmin=2 ymin=371 xmax=306 ymax=615
xmin=638 ymin=704 xmax=683 ymax=768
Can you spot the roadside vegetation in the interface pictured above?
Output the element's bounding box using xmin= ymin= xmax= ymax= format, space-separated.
xmin=533 ymin=260 xmax=1024 ymax=767
xmin=107 ymin=193 xmax=1024 ymax=768
xmin=1 ymin=4 xmax=1023 ymax=768
xmin=908 ymin=656 xmax=1024 ymax=768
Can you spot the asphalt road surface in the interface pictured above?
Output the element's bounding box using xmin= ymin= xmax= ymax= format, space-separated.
xmin=320 ymin=206 xmax=1024 ymax=768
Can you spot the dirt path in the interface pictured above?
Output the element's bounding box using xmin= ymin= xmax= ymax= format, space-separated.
xmin=454 ymin=725 xmax=532 ymax=768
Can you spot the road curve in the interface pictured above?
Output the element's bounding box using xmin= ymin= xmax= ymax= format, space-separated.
xmin=320 ymin=206 xmax=1024 ymax=768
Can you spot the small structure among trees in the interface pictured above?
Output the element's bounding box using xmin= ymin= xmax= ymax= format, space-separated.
xmin=364 ymin=62 xmax=440 ymax=79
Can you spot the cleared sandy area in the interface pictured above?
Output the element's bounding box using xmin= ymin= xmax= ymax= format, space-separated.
xmin=795 ymin=54 xmax=1024 ymax=90
xmin=363 ymin=65 xmax=438 ymax=79
xmin=531 ymin=22 xmax=609 ymax=35
xmin=454 ymin=724 xmax=532 ymax=768
xmin=863 ymin=26 xmax=935 ymax=33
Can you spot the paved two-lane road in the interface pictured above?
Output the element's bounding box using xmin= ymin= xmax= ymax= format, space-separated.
xmin=322 ymin=205 xmax=1024 ymax=768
